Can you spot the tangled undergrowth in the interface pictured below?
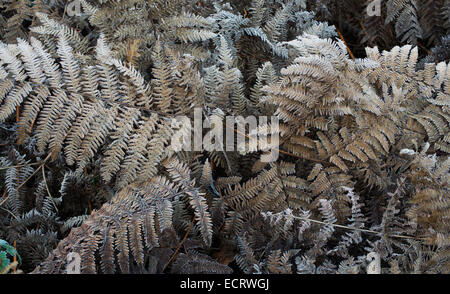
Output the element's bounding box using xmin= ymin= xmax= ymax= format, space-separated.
xmin=0 ymin=0 xmax=449 ymax=274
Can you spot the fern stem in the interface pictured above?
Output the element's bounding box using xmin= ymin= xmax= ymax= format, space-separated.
xmin=162 ymin=216 xmax=195 ymax=272
xmin=336 ymin=28 xmax=355 ymax=59
xmin=16 ymin=154 xmax=51 ymax=191
xmin=292 ymin=215 xmax=425 ymax=241
xmin=0 ymin=161 xmax=44 ymax=171
xmin=42 ymin=164 xmax=58 ymax=212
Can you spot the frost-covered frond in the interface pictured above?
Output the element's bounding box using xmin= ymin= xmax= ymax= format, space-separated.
xmin=0 ymin=35 xmax=183 ymax=189
xmin=32 ymin=168 xmax=221 ymax=274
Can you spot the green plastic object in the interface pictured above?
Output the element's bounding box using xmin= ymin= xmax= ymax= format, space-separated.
xmin=0 ymin=240 xmax=21 ymax=273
